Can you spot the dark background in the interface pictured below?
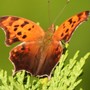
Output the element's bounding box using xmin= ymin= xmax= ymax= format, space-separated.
xmin=0 ymin=0 xmax=90 ymax=89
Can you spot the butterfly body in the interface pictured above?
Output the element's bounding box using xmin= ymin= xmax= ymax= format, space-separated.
xmin=0 ymin=11 xmax=89 ymax=77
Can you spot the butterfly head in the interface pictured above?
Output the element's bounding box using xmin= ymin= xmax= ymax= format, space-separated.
xmin=48 ymin=24 xmax=55 ymax=33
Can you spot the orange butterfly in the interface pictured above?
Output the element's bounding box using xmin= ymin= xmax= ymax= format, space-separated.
xmin=0 ymin=11 xmax=89 ymax=77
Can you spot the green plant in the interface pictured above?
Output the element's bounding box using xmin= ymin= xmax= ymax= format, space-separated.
xmin=0 ymin=49 xmax=90 ymax=90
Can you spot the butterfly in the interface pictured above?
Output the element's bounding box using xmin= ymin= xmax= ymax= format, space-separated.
xmin=0 ymin=11 xmax=89 ymax=77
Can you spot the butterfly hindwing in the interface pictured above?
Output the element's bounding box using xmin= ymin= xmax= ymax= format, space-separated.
xmin=0 ymin=16 xmax=45 ymax=46
xmin=10 ymin=42 xmax=41 ymax=75
xmin=10 ymin=41 xmax=63 ymax=76
xmin=53 ymin=11 xmax=90 ymax=42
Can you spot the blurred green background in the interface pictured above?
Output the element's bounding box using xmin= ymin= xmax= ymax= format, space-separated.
xmin=0 ymin=0 xmax=90 ymax=89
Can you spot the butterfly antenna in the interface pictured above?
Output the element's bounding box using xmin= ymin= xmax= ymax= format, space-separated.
xmin=53 ymin=0 xmax=70 ymax=24
xmin=48 ymin=0 xmax=52 ymax=25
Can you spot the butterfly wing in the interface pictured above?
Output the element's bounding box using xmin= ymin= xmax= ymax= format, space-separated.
xmin=10 ymin=41 xmax=63 ymax=76
xmin=10 ymin=42 xmax=41 ymax=75
xmin=52 ymin=11 xmax=90 ymax=42
xmin=0 ymin=16 xmax=45 ymax=45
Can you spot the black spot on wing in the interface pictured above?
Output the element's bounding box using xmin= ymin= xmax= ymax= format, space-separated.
xmin=13 ymin=37 xmax=19 ymax=42
xmin=17 ymin=32 xmax=22 ymax=35
xmin=71 ymin=24 xmax=74 ymax=27
xmin=21 ymin=21 xmax=29 ymax=27
xmin=28 ymin=25 xmax=34 ymax=31
xmin=61 ymin=33 xmax=64 ymax=37
xmin=28 ymin=28 xmax=31 ymax=31
xmin=71 ymin=21 xmax=76 ymax=28
xmin=73 ymin=21 xmax=76 ymax=24
xmin=22 ymin=35 xmax=27 ymax=39
xmin=32 ymin=25 xmax=34 ymax=28
xmin=14 ymin=28 xmax=18 ymax=31
xmin=65 ymin=29 xmax=69 ymax=33
xmin=14 ymin=25 xmax=19 ymax=27
xmin=68 ymin=18 xmax=73 ymax=24
xmin=63 ymin=24 xmax=65 ymax=28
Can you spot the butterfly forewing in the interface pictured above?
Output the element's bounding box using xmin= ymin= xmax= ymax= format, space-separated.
xmin=52 ymin=11 xmax=90 ymax=42
xmin=0 ymin=16 xmax=45 ymax=45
